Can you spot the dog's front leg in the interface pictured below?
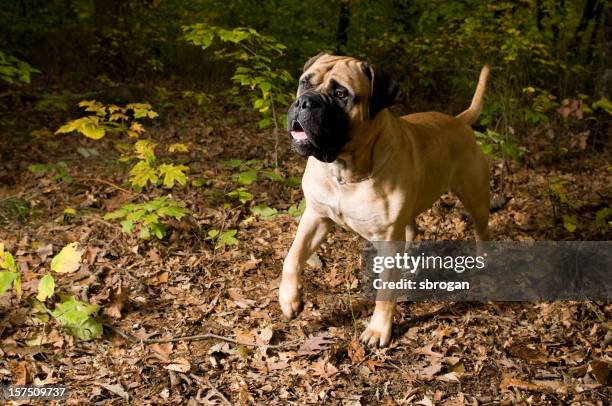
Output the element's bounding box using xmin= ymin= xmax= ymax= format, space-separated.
xmin=360 ymin=228 xmax=407 ymax=347
xmin=279 ymin=206 xmax=332 ymax=319
xmin=361 ymin=300 xmax=396 ymax=347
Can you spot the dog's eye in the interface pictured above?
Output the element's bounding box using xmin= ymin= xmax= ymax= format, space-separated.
xmin=334 ymin=88 xmax=348 ymax=99
xmin=300 ymin=79 xmax=312 ymax=89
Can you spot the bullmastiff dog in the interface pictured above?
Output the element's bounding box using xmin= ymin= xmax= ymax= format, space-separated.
xmin=279 ymin=53 xmax=490 ymax=347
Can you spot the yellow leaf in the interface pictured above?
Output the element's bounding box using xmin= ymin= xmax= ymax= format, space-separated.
xmin=107 ymin=104 xmax=121 ymax=113
xmin=51 ymin=242 xmax=84 ymax=274
xmin=109 ymin=113 xmax=128 ymax=121
xmin=134 ymin=140 xmax=157 ymax=162
xmin=130 ymin=122 xmax=145 ymax=134
xmin=168 ymin=143 xmax=189 ymax=153
xmin=14 ymin=274 xmax=22 ymax=298
xmin=36 ymin=273 xmax=55 ymax=301
xmin=80 ymin=121 xmax=105 ymax=140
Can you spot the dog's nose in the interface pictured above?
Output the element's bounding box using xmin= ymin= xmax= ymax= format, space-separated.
xmin=296 ymin=93 xmax=321 ymax=110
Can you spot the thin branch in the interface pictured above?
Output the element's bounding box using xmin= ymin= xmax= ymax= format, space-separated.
xmin=105 ymin=324 xmax=136 ymax=343
xmin=189 ymin=374 xmax=233 ymax=406
xmin=106 ymin=326 xmax=300 ymax=349
xmin=143 ymin=333 xmax=299 ymax=349
xmin=88 ymin=216 xmax=121 ymax=229
xmin=74 ymin=177 xmax=135 ymax=195
xmin=269 ymin=89 xmax=280 ymax=168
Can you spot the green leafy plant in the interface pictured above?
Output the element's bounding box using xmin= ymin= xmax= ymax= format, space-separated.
xmin=251 ymin=204 xmax=278 ymax=220
xmin=548 ymin=178 xmax=576 ymax=208
xmin=50 ymin=295 xmax=103 ymax=341
xmin=522 ymin=87 xmax=560 ymax=125
xmin=561 ymin=214 xmax=578 ymax=233
xmin=35 ymin=92 xmax=73 ymax=112
xmin=0 ymin=50 xmax=39 ymax=84
xmin=184 ymin=25 xmax=294 ymax=166
xmin=182 ymin=91 xmax=214 ymax=113
xmin=127 ymin=140 xmax=189 ymax=189
xmin=221 ymin=158 xmax=298 ymax=188
xmin=57 ymin=100 xmax=158 ymax=139
xmin=104 ymin=196 xmax=189 ymax=240
xmin=546 ymin=176 xmax=582 ymax=233
xmin=205 ymin=229 xmax=239 ymax=249
xmin=57 ymin=101 xmax=188 ymax=190
xmin=0 ymin=197 xmax=30 ymax=224
xmin=27 ymin=161 xmax=73 ymax=183
xmin=227 ymin=188 xmax=254 ymax=204
xmin=2 ymin=241 xmax=103 ymax=341
xmin=36 ymin=273 xmax=55 ymax=301
xmin=288 ymin=198 xmax=307 ymax=218
xmin=221 ymin=159 xmax=304 ymax=221
xmin=595 ymin=208 xmax=612 ymax=228
xmin=475 ymin=129 xmax=526 ymax=162
xmin=0 ymin=243 xmax=21 ymax=297
xmin=592 ymin=97 xmax=612 ymax=116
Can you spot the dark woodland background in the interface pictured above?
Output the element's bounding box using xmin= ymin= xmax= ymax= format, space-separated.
xmin=2 ymin=0 xmax=611 ymax=117
xmin=0 ymin=1 xmax=610 ymax=404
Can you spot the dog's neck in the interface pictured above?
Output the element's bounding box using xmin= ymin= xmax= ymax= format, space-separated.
xmin=327 ymin=109 xmax=395 ymax=184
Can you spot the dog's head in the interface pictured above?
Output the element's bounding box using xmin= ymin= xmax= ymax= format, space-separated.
xmin=287 ymin=53 xmax=400 ymax=163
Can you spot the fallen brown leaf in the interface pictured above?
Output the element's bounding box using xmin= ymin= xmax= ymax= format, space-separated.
xmin=438 ymin=372 xmax=460 ymax=382
xmin=148 ymin=343 xmax=174 ymax=359
xmin=36 ymin=243 xmax=53 ymax=261
xmin=420 ymin=362 xmax=442 ymax=380
xmin=588 ymin=360 xmax=610 ymax=384
xmin=146 ymin=271 xmax=169 ymax=286
xmin=164 ymin=357 xmax=191 ymax=373
xmin=96 ymin=383 xmax=130 ymax=401
xmin=347 ymin=338 xmax=365 ymax=363
xmin=298 ymin=334 xmax=333 ymax=356
xmin=234 ymin=329 xmax=256 ymax=345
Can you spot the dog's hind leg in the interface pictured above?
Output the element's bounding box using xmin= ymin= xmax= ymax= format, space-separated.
xmin=451 ymin=155 xmax=490 ymax=241
xmin=406 ymin=219 xmax=419 ymax=242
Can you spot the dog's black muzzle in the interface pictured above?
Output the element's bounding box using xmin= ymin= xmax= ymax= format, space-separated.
xmin=287 ymin=91 xmax=349 ymax=163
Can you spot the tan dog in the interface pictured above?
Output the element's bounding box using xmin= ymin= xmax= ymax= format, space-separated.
xmin=280 ymin=53 xmax=490 ymax=347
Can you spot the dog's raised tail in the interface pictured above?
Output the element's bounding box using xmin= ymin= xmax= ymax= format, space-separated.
xmin=456 ymin=65 xmax=490 ymax=125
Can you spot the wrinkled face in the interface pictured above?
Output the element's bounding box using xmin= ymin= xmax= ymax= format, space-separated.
xmin=287 ymin=53 xmax=399 ymax=163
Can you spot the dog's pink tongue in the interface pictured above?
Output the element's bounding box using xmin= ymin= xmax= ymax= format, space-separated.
xmin=291 ymin=131 xmax=308 ymax=140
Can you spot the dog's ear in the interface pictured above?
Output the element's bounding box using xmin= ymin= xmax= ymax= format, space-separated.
xmin=362 ymin=62 xmax=400 ymax=119
xmin=303 ymin=52 xmax=328 ymax=72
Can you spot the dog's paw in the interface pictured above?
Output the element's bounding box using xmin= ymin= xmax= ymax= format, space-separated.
xmin=360 ymin=313 xmax=393 ymax=348
xmin=278 ymin=278 xmax=303 ymax=319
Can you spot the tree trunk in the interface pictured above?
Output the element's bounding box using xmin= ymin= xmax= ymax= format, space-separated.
xmin=535 ymin=0 xmax=546 ymax=32
xmin=551 ymin=0 xmax=565 ymax=53
xmin=570 ymin=0 xmax=599 ymax=57
xmin=93 ymin=0 xmax=121 ymax=29
xmin=93 ymin=0 xmax=126 ymax=78
xmin=585 ymin=0 xmax=604 ymax=63
xmin=336 ymin=0 xmax=350 ymax=54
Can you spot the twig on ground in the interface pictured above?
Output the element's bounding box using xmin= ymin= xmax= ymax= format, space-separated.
xmin=106 ymin=326 xmax=300 ymax=349
xmin=88 ymin=216 xmax=121 ymax=230
xmin=143 ymin=333 xmax=300 ymax=348
xmin=74 ymin=177 xmax=135 ymax=195
xmin=105 ymin=324 xmax=137 ymax=343
xmin=189 ymin=373 xmax=233 ymax=406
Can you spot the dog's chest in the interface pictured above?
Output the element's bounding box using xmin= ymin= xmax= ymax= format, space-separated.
xmin=305 ymin=176 xmax=401 ymax=240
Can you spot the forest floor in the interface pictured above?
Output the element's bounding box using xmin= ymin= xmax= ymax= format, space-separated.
xmin=0 ymin=89 xmax=610 ymax=405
